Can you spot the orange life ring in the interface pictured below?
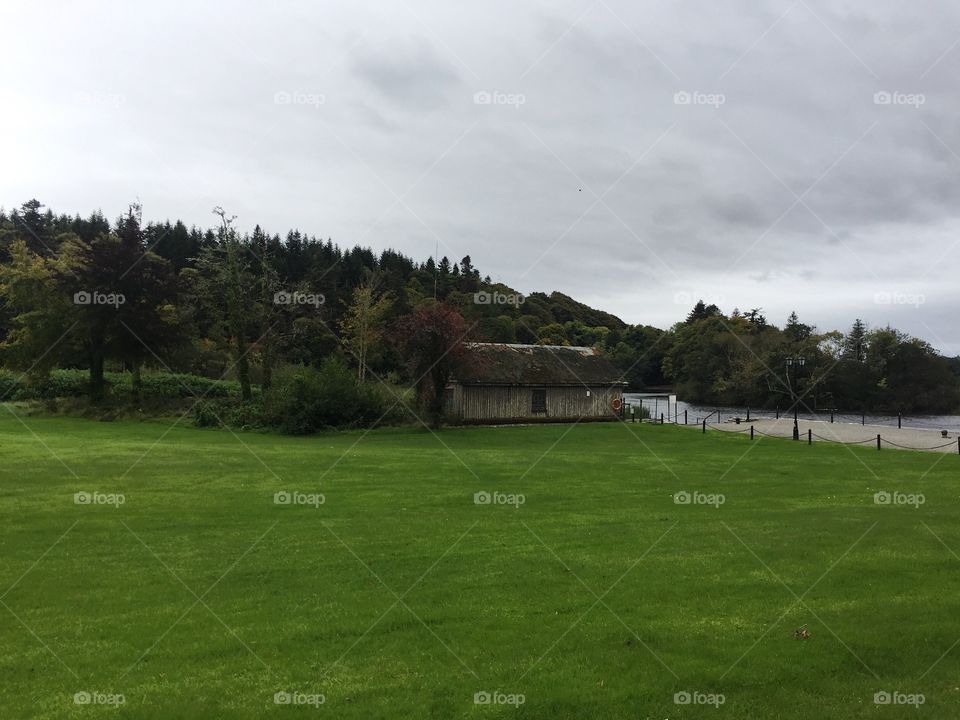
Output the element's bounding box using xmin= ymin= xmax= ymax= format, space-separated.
xmin=611 ymin=397 xmax=623 ymax=411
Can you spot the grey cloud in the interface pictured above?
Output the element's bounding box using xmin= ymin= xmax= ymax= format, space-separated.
xmin=3 ymin=0 xmax=960 ymax=352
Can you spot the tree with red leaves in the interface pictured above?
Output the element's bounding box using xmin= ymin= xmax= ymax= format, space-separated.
xmin=393 ymin=301 xmax=474 ymax=428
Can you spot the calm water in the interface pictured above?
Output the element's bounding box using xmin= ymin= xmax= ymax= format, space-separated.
xmin=623 ymin=394 xmax=960 ymax=433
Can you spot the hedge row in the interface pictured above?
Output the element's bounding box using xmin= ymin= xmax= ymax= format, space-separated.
xmin=0 ymin=368 xmax=243 ymax=401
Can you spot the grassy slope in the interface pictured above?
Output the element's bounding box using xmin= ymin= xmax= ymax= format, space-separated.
xmin=1 ymin=413 xmax=959 ymax=718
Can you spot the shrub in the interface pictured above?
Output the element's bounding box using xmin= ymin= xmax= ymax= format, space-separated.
xmin=262 ymin=358 xmax=389 ymax=434
xmin=0 ymin=368 xmax=243 ymax=402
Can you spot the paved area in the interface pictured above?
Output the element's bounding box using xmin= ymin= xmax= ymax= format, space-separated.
xmin=702 ymin=417 xmax=960 ymax=454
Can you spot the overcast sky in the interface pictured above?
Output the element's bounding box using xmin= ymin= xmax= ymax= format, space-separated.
xmin=4 ymin=1 xmax=960 ymax=352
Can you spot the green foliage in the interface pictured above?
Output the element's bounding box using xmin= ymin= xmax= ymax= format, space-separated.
xmin=0 ymin=368 xmax=241 ymax=402
xmin=261 ymin=358 xmax=393 ymax=434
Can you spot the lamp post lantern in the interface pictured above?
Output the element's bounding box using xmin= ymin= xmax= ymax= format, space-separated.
xmin=785 ymin=356 xmax=806 ymax=441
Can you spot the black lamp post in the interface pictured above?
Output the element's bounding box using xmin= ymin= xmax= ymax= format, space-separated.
xmin=785 ymin=356 xmax=806 ymax=441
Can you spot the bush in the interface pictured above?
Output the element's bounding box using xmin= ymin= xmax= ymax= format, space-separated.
xmin=262 ymin=358 xmax=390 ymax=434
xmin=192 ymin=398 xmax=265 ymax=430
xmin=0 ymin=368 xmax=90 ymax=400
xmin=0 ymin=368 xmax=244 ymax=402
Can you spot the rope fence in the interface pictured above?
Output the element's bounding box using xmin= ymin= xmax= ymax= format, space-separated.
xmin=880 ymin=437 xmax=959 ymax=451
xmin=696 ymin=421 xmax=960 ymax=453
xmin=624 ymin=401 xmax=960 ymax=453
xmin=810 ymin=432 xmax=876 ymax=446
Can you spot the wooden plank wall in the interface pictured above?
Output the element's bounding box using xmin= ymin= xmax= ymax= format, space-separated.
xmin=452 ymin=385 xmax=621 ymax=421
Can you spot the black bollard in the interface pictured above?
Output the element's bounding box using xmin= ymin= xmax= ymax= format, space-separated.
xmin=830 ymin=410 xmax=834 ymax=423
xmin=898 ymin=412 xmax=902 ymax=429
xmin=660 ymin=412 xmax=664 ymax=425
xmin=685 ymin=409 xmax=688 ymax=425
xmin=750 ymin=425 xmax=754 ymax=440
xmin=808 ymin=428 xmax=812 ymax=445
xmin=862 ymin=412 xmax=865 ymax=426
xmin=702 ymin=419 xmax=706 ymax=434
xmin=747 ymin=407 xmax=751 ymax=421
xmin=776 ymin=405 xmax=780 ymax=419
xmin=876 ymin=434 xmax=881 ymax=451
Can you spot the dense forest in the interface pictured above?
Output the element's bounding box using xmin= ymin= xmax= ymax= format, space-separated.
xmin=1 ymin=199 xmax=958 ymax=430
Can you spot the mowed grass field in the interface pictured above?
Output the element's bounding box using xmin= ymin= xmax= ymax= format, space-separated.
xmin=2 ymin=412 xmax=960 ymax=719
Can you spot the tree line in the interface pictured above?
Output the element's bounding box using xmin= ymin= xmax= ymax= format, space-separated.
xmin=0 ymin=199 xmax=957 ymax=426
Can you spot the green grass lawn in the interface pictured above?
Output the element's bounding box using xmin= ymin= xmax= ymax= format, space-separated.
xmin=2 ymin=411 xmax=959 ymax=718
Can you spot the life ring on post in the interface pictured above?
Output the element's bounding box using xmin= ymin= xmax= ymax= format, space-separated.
xmin=611 ymin=397 xmax=623 ymax=412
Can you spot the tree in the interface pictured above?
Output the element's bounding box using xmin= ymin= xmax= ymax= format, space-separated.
xmin=340 ymin=281 xmax=393 ymax=381
xmin=686 ymin=299 xmax=722 ymax=323
xmin=844 ymin=319 xmax=868 ymax=362
xmin=392 ymin=302 xmax=473 ymax=428
xmin=0 ymin=240 xmax=70 ymax=381
xmin=212 ymin=207 xmax=253 ymax=401
xmin=111 ymin=203 xmax=179 ymax=398
xmin=52 ymin=205 xmax=178 ymax=400
xmin=784 ymin=311 xmax=813 ymax=342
